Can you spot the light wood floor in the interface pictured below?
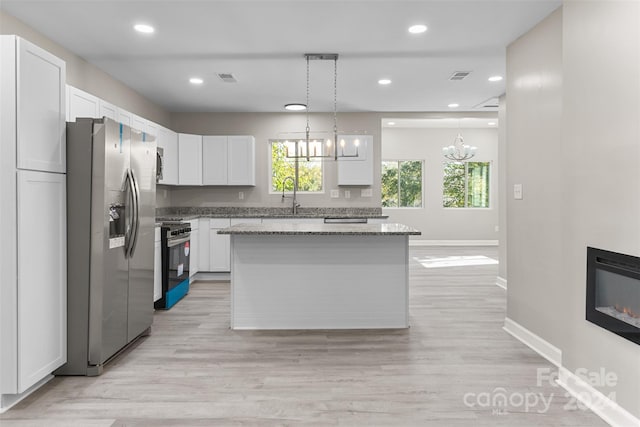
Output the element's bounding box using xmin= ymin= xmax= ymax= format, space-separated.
xmin=1 ymin=246 xmax=606 ymax=426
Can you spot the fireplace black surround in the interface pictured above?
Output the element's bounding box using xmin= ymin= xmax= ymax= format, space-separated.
xmin=586 ymin=247 xmax=640 ymax=345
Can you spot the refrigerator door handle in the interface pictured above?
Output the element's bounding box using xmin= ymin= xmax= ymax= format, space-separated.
xmin=129 ymin=168 xmax=141 ymax=257
xmin=124 ymin=168 xmax=138 ymax=258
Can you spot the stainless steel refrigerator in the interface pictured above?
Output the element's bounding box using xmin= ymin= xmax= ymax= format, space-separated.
xmin=56 ymin=117 xmax=156 ymax=376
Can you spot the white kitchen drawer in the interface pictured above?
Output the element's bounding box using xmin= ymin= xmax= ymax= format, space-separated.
xmin=188 ymin=219 xmax=199 ymax=230
xmin=230 ymin=218 xmax=262 ymax=225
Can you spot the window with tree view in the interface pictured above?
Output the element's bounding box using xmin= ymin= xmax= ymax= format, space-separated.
xmin=381 ymin=160 xmax=423 ymax=208
xmin=443 ymin=161 xmax=490 ymax=208
xmin=271 ymin=141 xmax=323 ymax=192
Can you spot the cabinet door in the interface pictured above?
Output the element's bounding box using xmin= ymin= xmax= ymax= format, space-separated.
xmin=198 ymin=219 xmax=210 ymax=271
xmin=158 ymin=127 xmax=178 ymax=185
xmin=178 ymin=133 xmax=202 ymax=185
xmin=188 ymin=220 xmax=199 ymax=277
xmin=154 ymin=239 xmax=162 ymax=302
xmin=99 ymin=100 xmax=117 ymax=121
xmin=132 ymin=114 xmax=146 ymax=132
xmin=209 ymin=230 xmax=231 ymax=272
xmin=17 ymin=170 xmax=66 ymax=392
xmin=67 ymin=86 xmax=99 ymax=122
xmin=117 ymin=108 xmax=132 ymax=127
xmin=16 ymin=37 xmax=66 ymax=173
xmin=202 ymin=135 xmax=228 ymax=185
xmin=228 ymin=136 xmax=255 ymax=186
xmin=337 ymin=135 xmax=373 ymax=186
xmin=147 ymin=122 xmax=159 ymax=137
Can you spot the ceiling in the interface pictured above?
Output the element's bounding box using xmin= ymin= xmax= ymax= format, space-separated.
xmin=1 ymin=0 xmax=560 ymax=113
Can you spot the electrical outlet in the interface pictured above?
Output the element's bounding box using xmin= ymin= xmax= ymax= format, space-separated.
xmin=361 ymin=188 xmax=372 ymax=197
xmin=344 ymin=190 xmax=351 ymax=199
xmin=238 ymin=191 xmax=244 ymax=200
xmin=330 ymin=189 xmax=340 ymax=198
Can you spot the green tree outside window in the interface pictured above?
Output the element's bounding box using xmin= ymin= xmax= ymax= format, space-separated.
xmin=443 ymin=161 xmax=490 ymax=208
xmin=381 ymin=160 xmax=423 ymax=208
xmin=271 ymin=141 xmax=323 ymax=192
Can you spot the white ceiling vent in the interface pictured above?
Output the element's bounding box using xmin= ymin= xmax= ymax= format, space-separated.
xmin=474 ymin=97 xmax=500 ymax=109
xmin=449 ymin=71 xmax=471 ymax=81
xmin=217 ymin=73 xmax=237 ymax=83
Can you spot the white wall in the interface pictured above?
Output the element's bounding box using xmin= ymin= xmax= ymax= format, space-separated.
xmin=382 ymin=126 xmax=499 ymax=241
xmin=507 ymin=2 xmax=640 ymax=419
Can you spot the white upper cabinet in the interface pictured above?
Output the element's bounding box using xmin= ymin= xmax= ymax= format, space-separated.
xmin=132 ymin=114 xmax=146 ymax=132
xmin=14 ymin=37 xmax=66 ymax=173
xmin=178 ymin=133 xmax=202 ymax=185
xmin=228 ymin=136 xmax=255 ymax=186
xmin=202 ymin=135 xmax=255 ymax=186
xmin=337 ymin=135 xmax=373 ymax=186
xmin=158 ymin=127 xmax=178 ymax=185
xmin=117 ymin=108 xmax=132 ymax=127
xmin=146 ymin=121 xmax=159 ymax=137
xmin=67 ymin=86 xmax=99 ymax=122
xmin=202 ymin=135 xmax=228 ymax=185
xmin=99 ymin=99 xmax=117 ymax=121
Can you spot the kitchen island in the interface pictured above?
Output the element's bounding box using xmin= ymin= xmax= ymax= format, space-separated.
xmin=218 ymin=223 xmax=421 ymax=330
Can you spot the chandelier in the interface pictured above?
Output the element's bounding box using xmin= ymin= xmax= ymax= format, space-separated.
xmin=442 ymin=126 xmax=477 ymax=161
xmin=283 ymin=53 xmax=360 ymax=161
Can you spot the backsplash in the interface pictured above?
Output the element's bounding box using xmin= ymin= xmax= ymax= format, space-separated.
xmin=156 ymin=206 xmax=384 ymax=219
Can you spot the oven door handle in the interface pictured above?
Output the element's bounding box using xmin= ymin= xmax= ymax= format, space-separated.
xmin=167 ymin=235 xmax=190 ymax=248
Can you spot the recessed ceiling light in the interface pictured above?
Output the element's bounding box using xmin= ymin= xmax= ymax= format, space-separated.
xmin=408 ymin=24 xmax=427 ymax=34
xmin=285 ymin=103 xmax=307 ymax=111
xmin=488 ymin=122 xmax=497 ymax=126
xmin=488 ymin=75 xmax=503 ymax=82
xmin=448 ymin=103 xmax=460 ymax=108
xmin=378 ymin=79 xmax=392 ymax=85
xmin=134 ymin=24 xmax=155 ymax=34
xmin=189 ymin=77 xmax=204 ymax=85
xmin=387 ymin=122 xmax=396 ymax=126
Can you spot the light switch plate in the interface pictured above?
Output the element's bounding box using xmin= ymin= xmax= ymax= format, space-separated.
xmin=513 ymin=184 xmax=523 ymax=200
xmin=238 ymin=191 xmax=244 ymax=200
xmin=361 ymin=188 xmax=372 ymax=197
xmin=330 ymin=189 xmax=340 ymax=198
xmin=344 ymin=190 xmax=351 ymax=199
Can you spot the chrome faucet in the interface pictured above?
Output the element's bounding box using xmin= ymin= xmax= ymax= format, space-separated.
xmin=281 ymin=176 xmax=300 ymax=215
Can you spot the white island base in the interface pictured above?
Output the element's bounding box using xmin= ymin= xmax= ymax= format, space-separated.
xmin=228 ymin=231 xmax=412 ymax=330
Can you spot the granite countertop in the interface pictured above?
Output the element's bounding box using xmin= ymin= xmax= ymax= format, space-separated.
xmin=156 ymin=206 xmax=388 ymax=221
xmin=217 ymin=223 xmax=421 ymax=236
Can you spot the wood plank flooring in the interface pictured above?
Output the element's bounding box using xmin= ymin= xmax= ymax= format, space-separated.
xmin=1 ymin=246 xmax=607 ymax=426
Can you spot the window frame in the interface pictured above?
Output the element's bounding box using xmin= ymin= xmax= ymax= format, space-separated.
xmin=268 ymin=139 xmax=325 ymax=195
xmin=381 ymin=159 xmax=424 ymax=209
xmin=442 ymin=160 xmax=491 ymax=209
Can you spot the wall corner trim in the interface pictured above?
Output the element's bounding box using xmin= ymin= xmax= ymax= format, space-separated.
xmin=503 ymin=317 xmax=562 ymax=367
xmin=557 ymin=367 xmax=640 ymax=427
xmin=496 ymin=276 xmax=507 ymax=290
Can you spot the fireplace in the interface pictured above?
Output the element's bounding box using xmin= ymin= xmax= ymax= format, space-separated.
xmin=586 ymin=247 xmax=640 ymax=345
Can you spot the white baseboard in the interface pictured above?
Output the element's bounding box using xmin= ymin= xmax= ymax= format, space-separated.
xmin=496 ymin=276 xmax=507 ymax=290
xmin=557 ymin=366 xmax=640 ymax=427
xmin=409 ymin=239 xmax=498 ymax=247
xmin=192 ymin=272 xmax=231 ymax=282
xmin=503 ymin=317 xmax=562 ymax=367
xmin=0 ymin=375 xmax=53 ymax=414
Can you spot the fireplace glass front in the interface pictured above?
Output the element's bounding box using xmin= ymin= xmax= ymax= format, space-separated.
xmin=586 ymin=247 xmax=640 ymax=345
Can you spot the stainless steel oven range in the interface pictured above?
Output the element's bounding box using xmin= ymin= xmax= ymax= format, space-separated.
xmin=155 ymin=221 xmax=191 ymax=310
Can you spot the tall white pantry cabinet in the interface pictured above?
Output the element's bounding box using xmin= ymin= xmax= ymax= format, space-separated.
xmin=0 ymin=36 xmax=67 ymax=409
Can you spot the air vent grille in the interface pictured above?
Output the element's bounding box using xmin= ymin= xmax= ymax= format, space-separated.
xmin=217 ymin=73 xmax=237 ymax=83
xmin=449 ymin=71 xmax=471 ymax=81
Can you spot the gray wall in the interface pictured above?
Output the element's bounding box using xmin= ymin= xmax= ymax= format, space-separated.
xmin=498 ymin=95 xmax=507 ymax=280
xmin=381 ymin=126 xmax=499 ymax=241
xmin=0 ymin=10 xmax=171 ymax=128
xmin=507 ymin=2 xmax=640 ymax=418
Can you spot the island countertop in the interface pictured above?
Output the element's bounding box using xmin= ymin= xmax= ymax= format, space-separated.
xmin=217 ymin=222 xmax=421 ymax=236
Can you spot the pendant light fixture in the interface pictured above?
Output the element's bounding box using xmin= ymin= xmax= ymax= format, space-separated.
xmin=443 ymin=120 xmax=477 ymax=161
xmin=282 ymin=53 xmax=360 ymax=161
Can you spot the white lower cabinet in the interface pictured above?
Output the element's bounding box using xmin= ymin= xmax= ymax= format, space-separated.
xmin=209 ymin=218 xmax=231 ymax=272
xmin=188 ymin=219 xmax=199 ymax=278
xmin=16 ymin=170 xmax=67 ymax=392
xmin=154 ymin=227 xmax=161 ymax=302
